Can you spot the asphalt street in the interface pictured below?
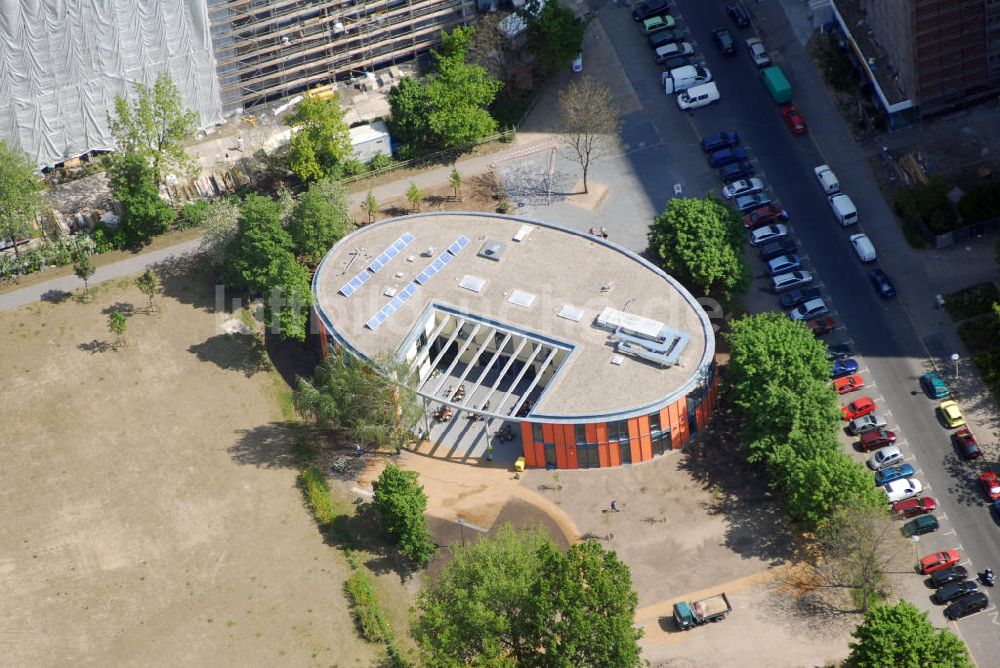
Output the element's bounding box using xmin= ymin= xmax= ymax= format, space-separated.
xmin=602 ymin=0 xmax=1000 ymax=658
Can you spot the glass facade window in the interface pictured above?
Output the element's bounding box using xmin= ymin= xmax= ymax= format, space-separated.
xmin=653 ymin=430 xmax=671 ymax=456
xmin=532 ymin=423 xmax=543 ymax=442
xmin=620 ymin=441 xmax=632 ymax=464
xmin=649 ymin=412 xmax=661 ymax=435
xmin=608 ymin=420 xmax=629 ymax=442
xmin=544 ymin=443 xmax=557 ymax=467
xmin=575 ymin=424 xmax=587 ymax=445
xmin=579 ymin=444 xmax=599 ymax=468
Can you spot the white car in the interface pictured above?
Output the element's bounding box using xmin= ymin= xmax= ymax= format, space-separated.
xmin=814 ymin=164 xmax=840 ymax=194
xmin=749 ymin=223 xmax=788 ymax=246
xmin=883 ymin=478 xmax=923 ymax=503
xmin=722 ymin=177 xmax=765 ymax=199
xmin=867 ymin=446 xmax=903 ymax=470
xmin=850 ymin=233 xmax=877 ymax=262
xmin=745 ymin=38 xmax=770 ymax=68
xmin=789 ymin=297 xmax=828 ymax=321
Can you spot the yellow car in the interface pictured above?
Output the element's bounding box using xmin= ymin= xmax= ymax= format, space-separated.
xmin=939 ymin=400 xmax=965 ymax=429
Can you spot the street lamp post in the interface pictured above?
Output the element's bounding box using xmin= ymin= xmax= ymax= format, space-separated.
xmin=457 ymin=519 xmax=466 ymax=547
xmin=951 ymin=353 xmax=961 ymax=383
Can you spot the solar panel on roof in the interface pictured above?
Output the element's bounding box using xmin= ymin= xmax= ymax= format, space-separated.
xmin=366 ymin=312 xmax=386 ymax=330
xmin=357 ymin=271 xmax=371 ymax=285
xmin=368 ymin=258 xmax=384 ymax=272
xmin=393 ymin=238 xmax=407 ymax=252
xmin=401 ymin=282 xmax=417 ymax=298
xmin=339 ymin=283 xmax=355 ymax=297
xmin=440 ymin=252 xmax=453 ymax=265
xmin=447 ymin=235 xmax=470 ymax=255
xmin=401 ymin=232 xmax=414 ymax=244
xmin=366 ymin=234 xmax=415 ymax=273
xmin=390 ymin=296 xmax=404 ymax=310
xmin=431 ymin=258 xmax=445 ymax=271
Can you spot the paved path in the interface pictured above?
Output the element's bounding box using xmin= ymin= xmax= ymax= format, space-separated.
xmin=0 ymin=239 xmax=203 ymax=313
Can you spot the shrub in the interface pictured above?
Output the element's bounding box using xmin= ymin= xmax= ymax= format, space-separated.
xmin=177 ymin=200 xmax=211 ymax=229
xmin=958 ymin=180 xmax=1000 ymax=224
xmin=298 ymin=465 xmax=336 ymax=525
xmin=368 ymin=153 xmax=393 ymax=172
xmin=0 ymin=234 xmax=98 ymax=282
xmin=340 ymin=159 xmax=367 ymax=178
xmin=894 ymin=179 xmax=958 ymax=234
xmin=345 ymin=570 xmax=392 ymax=643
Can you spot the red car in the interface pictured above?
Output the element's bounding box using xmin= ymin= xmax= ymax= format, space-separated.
xmin=781 ymin=105 xmax=808 ymax=135
xmin=858 ymin=429 xmax=897 ymax=451
xmin=842 ymin=396 xmax=876 ymax=420
xmin=919 ymin=549 xmax=960 ymax=575
xmin=952 ymin=428 xmax=981 ymax=460
xmin=979 ymin=471 xmax=1000 ymax=501
xmin=833 ymin=374 xmax=864 ymax=395
xmin=807 ymin=316 xmax=836 ymax=336
xmin=892 ymin=497 xmax=938 ymax=518
xmin=743 ymin=205 xmax=789 ymax=230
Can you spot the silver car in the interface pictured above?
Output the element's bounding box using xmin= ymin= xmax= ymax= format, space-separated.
xmin=722 ymin=177 xmax=765 ymax=200
xmin=789 ymin=297 xmax=828 ymax=321
xmin=849 ymin=413 xmax=888 ymax=436
xmin=735 ymin=192 xmax=773 ymax=213
xmin=745 ymin=38 xmax=771 ymax=68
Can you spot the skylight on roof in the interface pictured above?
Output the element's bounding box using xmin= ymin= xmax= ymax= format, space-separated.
xmin=508 ymin=290 xmax=535 ymax=308
xmin=459 ymin=275 xmax=486 ymax=293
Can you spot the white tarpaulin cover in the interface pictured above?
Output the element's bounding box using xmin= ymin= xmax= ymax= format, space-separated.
xmin=0 ymin=0 xmax=223 ymax=168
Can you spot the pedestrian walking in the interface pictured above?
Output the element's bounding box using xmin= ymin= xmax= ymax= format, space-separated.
xmin=610 ymin=500 xmax=619 ymax=512
xmin=589 ymin=226 xmax=597 ymax=236
xmin=237 ymin=135 xmax=245 ymax=152
xmin=600 ymin=226 xmax=608 ymax=239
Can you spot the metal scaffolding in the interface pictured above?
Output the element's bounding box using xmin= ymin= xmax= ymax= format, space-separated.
xmin=208 ymin=0 xmax=479 ymax=113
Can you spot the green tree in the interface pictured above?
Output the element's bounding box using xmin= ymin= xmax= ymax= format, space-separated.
xmin=526 ymin=0 xmax=585 ymax=80
xmin=649 ymin=197 xmax=750 ymax=300
xmin=107 ymin=152 xmax=177 ymax=247
xmin=372 ymin=464 xmax=436 ymax=568
xmin=198 ymin=198 xmax=242 ymax=267
xmin=387 ymin=76 xmax=433 ymax=156
xmin=0 ymin=140 xmax=44 ymax=259
xmin=73 ymin=252 xmax=96 ymax=298
xmin=559 ymin=76 xmax=620 ymax=194
xmin=363 ymin=190 xmax=379 ymax=225
xmin=107 ymin=71 xmax=200 ymax=182
xmin=449 ymin=166 xmax=462 ymax=201
xmin=425 ymin=27 xmax=503 ymax=150
xmin=135 ymin=268 xmax=159 ymax=313
xmin=406 ymin=182 xmax=425 ymax=213
xmin=294 ymin=352 xmax=425 ymax=450
xmin=221 ymin=194 xmax=290 ymax=293
xmin=776 ymin=448 xmax=885 ymax=530
xmin=848 ymin=601 xmax=972 ymax=668
xmin=263 ymin=252 xmax=314 ymax=341
xmin=413 ymin=524 xmax=642 ymax=667
xmin=287 ymin=178 xmax=352 ymax=264
xmin=108 ymin=310 xmax=128 ymax=349
xmin=284 ymin=96 xmax=351 ymax=182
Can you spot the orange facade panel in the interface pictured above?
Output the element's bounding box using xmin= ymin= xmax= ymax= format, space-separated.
xmin=585 ymin=423 xmax=599 ymax=444
xmin=596 ymin=421 xmax=609 ymax=444
xmin=608 ymin=433 xmax=622 ymax=466
xmin=565 ymin=444 xmax=579 ymax=469
xmin=639 ymin=434 xmax=653 ymax=461
xmin=598 ymin=442 xmax=611 ymax=467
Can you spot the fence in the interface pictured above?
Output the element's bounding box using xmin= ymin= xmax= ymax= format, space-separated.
xmin=929 ymin=216 xmax=1000 ymax=249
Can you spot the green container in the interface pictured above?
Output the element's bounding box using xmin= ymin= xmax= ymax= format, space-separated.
xmin=760 ymin=66 xmax=792 ymax=104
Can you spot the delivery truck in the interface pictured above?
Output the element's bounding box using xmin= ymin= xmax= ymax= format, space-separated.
xmin=672 ymin=593 xmax=732 ymax=630
xmin=760 ymin=66 xmax=792 ymax=104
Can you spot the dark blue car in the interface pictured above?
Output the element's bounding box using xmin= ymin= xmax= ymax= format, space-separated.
xmin=831 ymin=358 xmax=859 ymax=379
xmin=708 ymin=147 xmax=750 ymax=168
xmin=874 ymin=464 xmax=915 ymax=486
xmin=719 ymin=161 xmax=754 ymax=181
xmin=869 ymin=269 xmax=896 ymax=298
xmin=780 ymin=287 xmax=821 ymax=309
xmin=701 ymin=131 xmax=740 ymax=153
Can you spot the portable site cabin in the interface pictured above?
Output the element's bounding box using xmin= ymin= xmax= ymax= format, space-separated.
xmin=349 ymin=120 xmax=392 ymax=164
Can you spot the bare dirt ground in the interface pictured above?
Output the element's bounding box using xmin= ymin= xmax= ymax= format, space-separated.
xmin=351 ymin=172 xmax=504 ymax=223
xmin=0 ymin=259 xmax=382 ymax=665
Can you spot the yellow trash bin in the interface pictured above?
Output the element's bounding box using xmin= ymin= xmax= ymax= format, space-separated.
xmin=514 ymin=456 xmax=526 ymax=472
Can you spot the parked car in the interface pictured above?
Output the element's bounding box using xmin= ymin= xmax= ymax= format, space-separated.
xmin=892 ymin=496 xmax=937 ymax=518
xmin=719 ymin=161 xmax=754 ymax=182
xmin=712 ymin=27 xmax=735 ymax=54
xmin=771 ymin=271 xmax=813 ymax=293
xmin=831 ymin=358 xmax=859 ymax=380
xmin=745 ymin=37 xmax=770 ymax=67
xmin=952 ymin=428 xmax=981 ymax=460
xmin=930 ymin=565 xmax=968 ymax=588
xmin=708 ymin=147 xmax=750 ymax=168
xmin=701 ymin=130 xmax=740 ymax=152
xmin=780 ymin=286 xmax=821 ymax=309
xmin=979 ymin=471 xmax=1000 ymax=501
xmin=850 ymin=233 xmax=877 ymax=262
xmin=768 ymin=254 xmax=802 ymax=277
xmin=788 ymin=296 xmax=825 ymax=321
xmin=660 ymin=54 xmax=692 ymax=70
xmin=743 ymin=205 xmax=788 ymax=229
xmin=826 ymin=343 xmax=853 ymax=360
xmin=945 ymin=592 xmax=989 ymax=620
xmin=750 ymin=223 xmax=789 ymax=247
xmin=648 ymin=29 xmax=687 ymax=49
xmin=875 ymin=464 xmax=916 ymax=486
xmin=858 ymin=428 xmax=897 ymax=451
xmin=727 ymin=1 xmax=751 ymax=27
xmin=884 ymin=478 xmax=923 ymax=503
xmin=903 ymin=514 xmax=939 ymax=537
xmin=781 ymin=105 xmax=808 ymax=135
xmin=632 ymin=0 xmax=670 ymax=21
xmin=921 ymin=371 xmax=950 ymax=399
xmin=933 ymin=580 xmax=978 ymax=604
xmin=641 ymin=14 xmax=676 ymax=35
xmin=843 ymin=396 xmax=877 ymax=421
xmin=734 ymin=192 xmax=772 ymax=212
xmin=832 ymin=374 xmax=864 ymax=395
xmin=722 ymin=177 xmax=765 ymax=199
xmin=758 ymin=238 xmax=796 ymax=262
xmin=919 ymin=549 xmax=960 ymax=575
xmin=848 ymin=413 xmax=888 ymax=435
xmin=807 ymin=316 xmax=836 ymax=336
xmin=869 ymin=268 xmax=896 ymax=298
xmin=654 ymin=41 xmax=695 ymax=63
xmin=867 ymin=445 xmax=902 ymax=470
xmin=939 ymin=400 xmax=965 ymax=428
xmin=814 ymin=164 xmax=840 ymax=194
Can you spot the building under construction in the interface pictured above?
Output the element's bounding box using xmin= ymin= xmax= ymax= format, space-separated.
xmin=208 ymin=0 xmax=481 ymax=115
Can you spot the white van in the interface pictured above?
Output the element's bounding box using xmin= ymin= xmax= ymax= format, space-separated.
xmin=828 ymin=193 xmax=858 ymax=226
xmin=849 ymin=233 xmax=877 ymax=262
xmin=814 ymin=164 xmax=840 ymax=194
xmin=663 ymin=65 xmax=712 ymax=94
xmin=677 ymin=82 xmax=720 ymax=110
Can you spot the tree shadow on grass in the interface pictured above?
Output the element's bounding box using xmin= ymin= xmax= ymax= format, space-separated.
xmin=78 ymin=339 xmax=112 ymax=354
xmin=102 ymin=302 xmax=135 ymax=317
xmin=678 ymin=397 xmax=797 ymax=566
xmin=155 ymin=252 xmax=219 ymax=312
xmin=189 ymin=333 xmax=272 ymax=377
xmin=41 ymin=289 xmax=73 ymax=304
xmin=329 ymin=503 xmax=415 ymax=580
xmin=228 ymin=421 xmax=303 ymax=470
xmin=265 ymin=329 xmax=320 ymax=390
